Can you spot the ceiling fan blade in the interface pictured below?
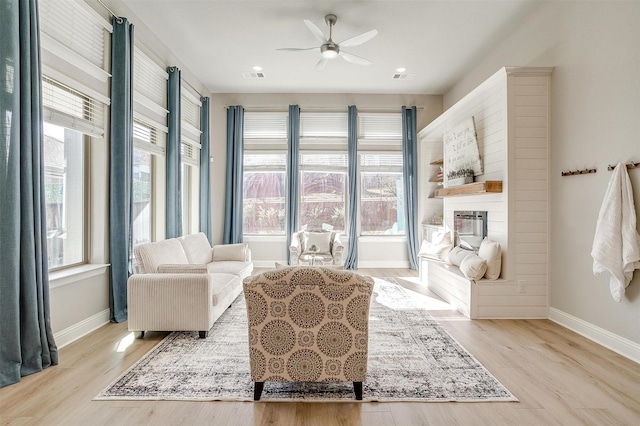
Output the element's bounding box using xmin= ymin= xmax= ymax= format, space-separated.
xmin=276 ymin=47 xmax=317 ymax=51
xmin=338 ymin=29 xmax=378 ymax=47
xmin=304 ymin=19 xmax=327 ymax=43
xmin=339 ymin=51 xmax=372 ymax=66
xmin=315 ymin=57 xmax=328 ymax=71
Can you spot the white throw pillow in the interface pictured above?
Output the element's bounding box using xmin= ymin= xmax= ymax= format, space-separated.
xmin=445 ymin=246 xmax=474 ymax=267
xmin=478 ymin=237 xmax=502 ymax=279
xmin=305 ymin=232 xmax=332 ymax=253
xmin=431 ymin=229 xmax=452 ymax=245
xmin=212 ymin=243 xmax=248 ymax=261
xmin=418 ymin=239 xmax=453 ymax=261
xmin=459 ymin=253 xmax=488 ymax=281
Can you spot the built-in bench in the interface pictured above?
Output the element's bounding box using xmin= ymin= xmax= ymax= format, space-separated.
xmin=420 ymin=257 xmax=506 ymax=319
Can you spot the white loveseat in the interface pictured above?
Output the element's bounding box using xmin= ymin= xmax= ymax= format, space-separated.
xmin=128 ymin=232 xmax=253 ymax=338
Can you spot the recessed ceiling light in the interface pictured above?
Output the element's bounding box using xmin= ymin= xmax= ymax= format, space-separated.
xmin=396 ymin=67 xmax=407 ymax=73
xmin=252 ymin=65 xmax=263 ymax=71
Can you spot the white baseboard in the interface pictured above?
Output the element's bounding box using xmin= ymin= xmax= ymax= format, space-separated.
xmin=252 ymin=261 xmax=412 ymax=269
xmin=356 ymin=261 xmax=411 ymax=269
xmin=549 ymin=307 xmax=640 ymax=364
xmin=54 ymin=309 xmax=110 ymax=349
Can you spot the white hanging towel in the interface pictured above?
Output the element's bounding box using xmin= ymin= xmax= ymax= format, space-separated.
xmin=591 ymin=162 xmax=640 ymax=302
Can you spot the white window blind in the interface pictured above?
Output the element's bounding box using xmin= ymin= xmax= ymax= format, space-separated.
xmin=244 ymin=112 xmax=288 ymax=140
xmin=181 ymin=142 xmax=200 ymax=167
xmin=244 ymin=152 xmax=287 ymax=171
xmin=42 ymin=76 xmax=105 ymax=138
xmin=134 ymin=119 xmax=166 ymax=157
xmin=360 ymin=153 xmax=404 ymax=171
xmin=181 ymin=90 xmax=201 ymax=134
xmin=39 ymin=0 xmax=111 ymax=81
xmin=358 ymin=113 xmax=403 ymax=145
xmin=134 ymin=47 xmax=168 ymax=118
xmin=300 ymin=153 xmax=348 ymax=172
xmin=300 ymin=112 xmax=348 ymax=139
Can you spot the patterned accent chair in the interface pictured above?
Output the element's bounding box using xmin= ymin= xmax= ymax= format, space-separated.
xmin=243 ymin=266 xmax=374 ymax=400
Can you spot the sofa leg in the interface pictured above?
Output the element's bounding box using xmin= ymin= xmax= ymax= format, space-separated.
xmin=353 ymin=382 xmax=363 ymax=400
xmin=134 ymin=331 xmax=145 ymax=339
xmin=254 ymin=382 xmax=264 ymax=401
xmin=199 ymin=331 xmax=208 ymax=339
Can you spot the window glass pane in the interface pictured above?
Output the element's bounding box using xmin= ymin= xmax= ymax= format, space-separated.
xmin=360 ymin=154 xmax=405 ymax=235
xmin=300 ymin=171 xmax=346 ymax=231
xmin=43 ymin=122 xmax=84 ymax=268
xmin=133 ymin=149 xmax=152 ymax=245
xmin=181 ymin=163 xmax=190 ymax=235
xmin=243 ymin=153 xmax=286 ymax=235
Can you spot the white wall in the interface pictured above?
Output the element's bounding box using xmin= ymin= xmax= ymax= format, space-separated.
xmin=444 ymin=2 xmax=640 ymax=346
xmin=209 ymin=93 xmax=442 ymax=267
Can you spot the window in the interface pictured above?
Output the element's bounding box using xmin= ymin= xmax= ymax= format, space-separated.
xmin=360 ymin=154 xmax=405 ymax=235
xmin=243 ymin=153 xmax=286 ymax=235
xmin=134 ymin=48 xmax=168 ymax=244
xmin=43 ymin=123 xmax=85 ymax=269
xmin=358 ymin=113 xmax=404 ymax=236
xmin=299 ymin=153 xmax=347 ymax=231
xmin=39 ymin=0 xmax=111 ymax=271
xmin=133 ymin=119 xmax=165 ymax=245
xmin=242 ymin=112 xmax=288 ymax=235
xmin=180 ymin=87 xmax=202 ymax=236
xmin=41 ymin=76 xmax=105 ymax=270
xmin=299 ymin=112 xmax=348 ymax=231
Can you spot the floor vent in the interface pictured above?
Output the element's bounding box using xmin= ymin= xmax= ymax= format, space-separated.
xmin=242 ymin=72 xmax=265 ymax=79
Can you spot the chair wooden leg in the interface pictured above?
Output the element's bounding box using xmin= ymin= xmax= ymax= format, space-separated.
xmin=199 ymin=331 xmax=208 ymax=339
xmin=353 ymin=382 xmax=363 ymax=400
xmin=254 ymin=382 xmax=264 ymax=401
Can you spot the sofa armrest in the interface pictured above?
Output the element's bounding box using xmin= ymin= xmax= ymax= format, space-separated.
xmin=157 ymin=264 xmax=208 ymax=274
xmin=127 ymin=273 xmax=215 ymax=331
xmin=332 ymin=234 xmax=344 ymax=255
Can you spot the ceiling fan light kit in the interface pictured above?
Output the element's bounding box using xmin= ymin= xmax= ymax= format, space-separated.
xmin=278 ymin=13 xmax=378 ymax=70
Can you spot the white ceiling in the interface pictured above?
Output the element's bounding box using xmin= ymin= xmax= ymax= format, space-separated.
xmin=115 ymin=0 xmax=542 ymax=95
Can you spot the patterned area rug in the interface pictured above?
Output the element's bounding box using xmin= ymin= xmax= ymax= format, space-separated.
xmin=96 ymin=278 xmax=517 ymax=402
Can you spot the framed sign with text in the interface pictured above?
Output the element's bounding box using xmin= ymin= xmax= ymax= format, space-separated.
xmin=444 ymin=117 xmax=483 ymax=177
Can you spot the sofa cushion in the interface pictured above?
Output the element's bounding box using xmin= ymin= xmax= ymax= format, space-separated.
xmin=180 ymin=232 xmax=213 ymax=264
xmin=212 ymin=243 xmax=248 ymax=261
xmin=210 ymin=273 xmax=241 ymax=306
xmin=207 ymin=261 xmax=253 ymax=280
xmin=136 ymin=239 xmax=189 ymax=273
xmin=157 ymin=264 xmax=208 ymax=274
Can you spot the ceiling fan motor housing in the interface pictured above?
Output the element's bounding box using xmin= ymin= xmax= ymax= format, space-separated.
xmin=321 ymin=42 xmax=339 ymax=58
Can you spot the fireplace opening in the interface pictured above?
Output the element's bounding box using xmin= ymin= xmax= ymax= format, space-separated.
xmin=454 ymin=211 xmax=487 ymax=250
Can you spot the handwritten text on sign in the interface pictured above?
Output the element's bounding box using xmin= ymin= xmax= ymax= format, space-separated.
xmin=444 ymin=117 xmax=483 ymax=177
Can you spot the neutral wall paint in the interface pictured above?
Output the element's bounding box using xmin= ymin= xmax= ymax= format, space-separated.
xmin=209 ymin=93 xmax=442 ymax=267
xmin=444 ymin=1 xmax=640 ymax=344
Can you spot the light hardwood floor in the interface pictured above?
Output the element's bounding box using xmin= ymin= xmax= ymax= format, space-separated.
xmin=1 ymin=268 xmax=639 ymax=425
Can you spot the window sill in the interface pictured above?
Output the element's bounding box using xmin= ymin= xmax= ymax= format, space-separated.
xmin=358 ymin=235 xmax=406 ymax=243
xmin=49 ymin=263 xmax=109 ymax=289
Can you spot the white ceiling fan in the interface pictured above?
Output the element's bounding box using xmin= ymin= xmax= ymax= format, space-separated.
xmin=277 ymin=14 xmax=378 ymax=71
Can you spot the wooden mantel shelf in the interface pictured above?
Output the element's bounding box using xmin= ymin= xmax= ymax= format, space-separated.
xmin=435 ymin=181 xmax=503 ymax=198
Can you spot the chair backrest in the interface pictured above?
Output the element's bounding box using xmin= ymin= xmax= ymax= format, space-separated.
xmin=243 ymin=266 xmax=374 ymax=383
xmin=297 ymin=230 xmax=338 ymax=253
